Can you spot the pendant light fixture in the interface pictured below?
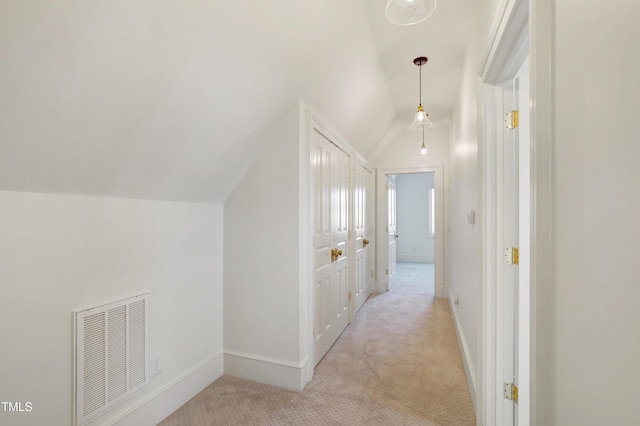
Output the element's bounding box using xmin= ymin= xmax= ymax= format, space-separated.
xmin=385 ymin=0 xmax=438 ymax=26
xmin=410 ymin=56 xmax=433 ymax=130
xmin=420 ymin=127 xmax=428 ymax=155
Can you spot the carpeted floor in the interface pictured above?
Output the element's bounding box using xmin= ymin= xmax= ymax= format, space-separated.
xmin=160 ymin=262 xmax=475 ymax=425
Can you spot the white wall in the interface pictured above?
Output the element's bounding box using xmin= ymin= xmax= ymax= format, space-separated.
xmin=371 ymin=124 xmax=450 ymax=171
xmin=550 ymin=1 xmax=640 ymax=424
xmin=448 ymin=46 xmax=482 ymax=404
xmin=395 ymin=173 xmax=435 ymax=263
xmin=447 ymin=0 xmax=499 ymax=409
xmin=223 ymin=103 xmax=311 ymax=391
xmin=0 ymin=191 xmax=223 ymax=426
xmin=0 ymin=0 xmax=397 ymax=204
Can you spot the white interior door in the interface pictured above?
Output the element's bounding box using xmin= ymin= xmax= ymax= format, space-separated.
xmin=500 ymin=57 xmax=530 ymax=425
xmin=516 ymin=57 xmax=530 ymax=426
xmin=364 ymin=164 xmax=375 ymax=302
xmin=499 ymin=75 xmax=518 ymax=425
xmin=479 ymin=3 xmax=530 ymax=424
xmin=312 ymin=128 xmax=350 ymax=366
xmin=330 ymin=143 xmax=350 ymax=347
xmin=354 ymin=159 xmax=374 ymax=313
xmin=387 ymin=175 xmax=397 ymax=290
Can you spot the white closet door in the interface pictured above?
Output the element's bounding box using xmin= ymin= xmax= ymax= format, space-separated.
xmin=354 ymin=159 xmax=373 ymax=313
xmin=330 ymin=144 xmax=350 ymax=346
xmin=365 ymin=165 xmax=375 ymax=300
xmin=312 ymin=128 xmax=350 ymax=366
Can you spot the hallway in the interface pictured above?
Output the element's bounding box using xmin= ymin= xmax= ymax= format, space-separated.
xmin=394 ymin=262 xmax=435 ymax=293
xmin=161 ymin=262 xmax=474 ymax=425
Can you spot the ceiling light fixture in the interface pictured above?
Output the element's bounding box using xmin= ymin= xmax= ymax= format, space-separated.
xmin=385 ymin=0 xmax=437 ymax=26
xmin=420 ymin=127 xmax=428 ymax=155
xmin=410 ymin=56 xmax=433 ymax=130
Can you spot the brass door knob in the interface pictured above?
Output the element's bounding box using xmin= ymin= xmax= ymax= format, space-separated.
xmin=330 ymin=248 xmax=344 ymax=262
xmin=363 ymin=239 xmax=370 ymax=247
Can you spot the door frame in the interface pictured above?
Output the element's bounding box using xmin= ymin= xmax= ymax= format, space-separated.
xmin=376 ymin=165 xmax=446 ymax=298
xmin=478 ymin=0 xmax=554 ymax=424
xmin=478 ymin=0 xmax=529 ymax=423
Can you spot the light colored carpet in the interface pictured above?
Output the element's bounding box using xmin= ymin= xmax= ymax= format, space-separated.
xmin=160 ymin=262 xmax=475 ymax=425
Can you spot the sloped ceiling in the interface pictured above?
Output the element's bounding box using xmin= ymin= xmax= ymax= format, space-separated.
xmin=0 ymin=0 xmax=479 ymax=203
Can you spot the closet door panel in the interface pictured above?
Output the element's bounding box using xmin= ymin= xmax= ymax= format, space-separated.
xmin=312 ymin=128 xmax=350 ymax=366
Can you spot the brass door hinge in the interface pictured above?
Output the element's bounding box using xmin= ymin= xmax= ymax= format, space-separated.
xmin=348 ymin=291 xmax=352 ymax=301
xmin=504 ymin=247 xmax=519 ymax=265
xmin=385 ymin=268 xmax=389 ymax=275
xmin=503 ymin=383 xmax=518 ymax=402
xmin=505 ymin=110 xmax=519 ymax=129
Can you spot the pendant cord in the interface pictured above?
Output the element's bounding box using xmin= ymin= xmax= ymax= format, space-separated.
xmin=419 ymin=64 xmax=422 ymax=105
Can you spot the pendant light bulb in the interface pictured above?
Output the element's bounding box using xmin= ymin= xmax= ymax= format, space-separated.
xmin=419 ymin=127 xmax=427 ymax=155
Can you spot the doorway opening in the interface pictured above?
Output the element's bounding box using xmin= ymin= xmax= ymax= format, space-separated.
xmin=376 ymin=166 xmax=445 ymax=299
xmin=393 ymin=172 xmax=436 ymax=296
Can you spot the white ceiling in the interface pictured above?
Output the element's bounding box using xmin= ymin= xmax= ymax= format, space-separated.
xmin=0 ymin=0 xmax=481 ymax=203
xmin=364 ymin=0 xmax=480 ymax=127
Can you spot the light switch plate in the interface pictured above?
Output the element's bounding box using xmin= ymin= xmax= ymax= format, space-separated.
xmin=467 ymin=210 xmax=475 ymax=224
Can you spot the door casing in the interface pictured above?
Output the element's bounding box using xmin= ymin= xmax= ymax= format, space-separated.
xmin=478 ymin=0 xmax=532 ymax=424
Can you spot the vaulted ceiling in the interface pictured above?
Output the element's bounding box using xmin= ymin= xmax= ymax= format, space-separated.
xmin=0 ymin=0 xmax=481 ymax=203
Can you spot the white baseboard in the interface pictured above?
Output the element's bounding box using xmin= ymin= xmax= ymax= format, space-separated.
xmin=449 ymin=298 xmax=477 ymax=412
xmin=396 ymin=255 xmax=434 ymax=263
xmin=224 ymin=351 xmax=312 ymax=391
xmin=108 ymin=351 xmax=223 ymax=426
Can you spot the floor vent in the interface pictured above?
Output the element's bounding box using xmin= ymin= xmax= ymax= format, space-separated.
xmin=74 ymin=293 xmax=149 ymax=426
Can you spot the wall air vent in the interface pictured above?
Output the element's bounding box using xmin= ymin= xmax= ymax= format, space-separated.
xmin=73 ymin=293 xmax=149 ymax=426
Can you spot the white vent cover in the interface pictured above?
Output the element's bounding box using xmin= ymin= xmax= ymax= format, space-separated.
xmin=74 ymin=293 xmax=149 ymax=426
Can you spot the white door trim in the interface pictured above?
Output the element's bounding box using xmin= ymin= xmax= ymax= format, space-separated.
xmin=478 ymin=0 xmax=555 ymax=424
xmin=478 ymin=0 xmax=530 ymax=424
xmin=376 ymin=165 xmax=446 ymax=298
